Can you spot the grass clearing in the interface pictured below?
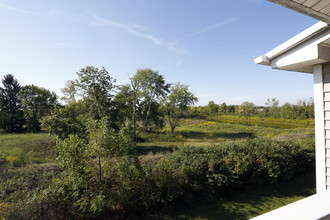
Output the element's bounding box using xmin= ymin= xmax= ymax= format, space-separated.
xmin=0 ymin=133 xmax=56 ymax=166
xmin=155 ymin=172 xmax=315 ymax=220
xmin=137 ymin=117 xmax=314 ymax=151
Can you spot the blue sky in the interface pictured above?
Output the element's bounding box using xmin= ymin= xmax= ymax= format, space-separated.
xmin=0 ymin=0 xmax=318 ymax=106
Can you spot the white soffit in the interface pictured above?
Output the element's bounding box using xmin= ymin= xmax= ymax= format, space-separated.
xmin=269 ymin=0 xmax=330 ymax=24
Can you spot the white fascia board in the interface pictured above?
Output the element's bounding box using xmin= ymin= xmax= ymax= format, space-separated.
xmin=253 ymin=55 xmax=270 ymax=65
xmin=254 ymin=21 xmax=329 ymax=66
xmin=266 ymin=21 xmax=328 ymax=60
xmin=270 ymin=27 xmax=330 ymax=72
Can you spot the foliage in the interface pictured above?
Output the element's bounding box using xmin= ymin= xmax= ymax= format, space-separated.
xmin=19 ymin=84 xmax=58 ymax=132
xmin=238 ymin=101 xmax=256 ymax=116
xmin=75 ymin=66 xmax=116 ymax=121
xmin=29 ymin=136 xmax=314 ymax=219
xmin=0 ymin=74 xmax=25 ymax=133
xmin=61 ymin=80 xmax=77 ymax=104
xmin=207 ymin=101 xmax=219 ymax=115
xmin=42 ymin=66 xmax=118 ymax=139
xmin=40 ymin=118 xmax=138 ymax=218
xmin=161 ymin=138 xmax=314 ymax=197
xmin=129 ymin=68 xmax=170 ymax=140
xmin=41 ymin=100 xmax=90 ymax=139
xmin=164 ymin=82 xmax=198 ymax=134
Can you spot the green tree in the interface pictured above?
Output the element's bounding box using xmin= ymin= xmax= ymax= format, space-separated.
xmin=0 ymin=74 xmax=25 ymax=132
xmin=41 ymin=100 xmax=90 ymax=140
xmin=112 ymin=84 xmax=134 ymax=130
xmin=207 ymin=101 xmax=219 ymax=115
xmin=19 ymin=85 xmax=58 ymax=132
xmin=164 ymin=82 xmax=198 ymax=134
xmin=61 ymin=80 xmax=77 ymax=104
xmin=265 ymin=98 xmax=280 ymax=118
xmin=239 ymin=101 xmax=256 ymax=116
xmin=218 ymin=102 xmax=227 ymax=114
xmin=42 ymin=66 xmax=117 ymax=139
xmin=130 ymin=68 xmax=170 ymax=141
xmin=75 ymin=66 xmax=116 ymax=120
xmin=49 ymin=118 xmax=136 ymax=216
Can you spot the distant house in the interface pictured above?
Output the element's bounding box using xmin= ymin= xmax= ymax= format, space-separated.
xmin=253 ymin=0 xmax=330 ymax=219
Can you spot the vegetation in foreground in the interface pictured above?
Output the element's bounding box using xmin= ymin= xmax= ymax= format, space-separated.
xmin=0 ymin=66 xmax=317 ymax=219
xmin=0 ymin=128 xmax=315 ymax=219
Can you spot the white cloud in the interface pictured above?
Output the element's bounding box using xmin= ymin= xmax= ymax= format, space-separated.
xmin=0 ymin=3 xmax=34 ymax=14
xmin=131 ymin=23 xmax=155 ymax=32
xmin=176 ymin=16 xmax=240 ymax=41
xmin=88 ymin=12 xmax=239 ymax=55
xmin=89 ymin=13 xmax=187 ymax=55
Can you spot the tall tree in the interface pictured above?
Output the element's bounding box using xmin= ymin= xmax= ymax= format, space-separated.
xmin=130 ymin=68 xmax=170 ymax=141
xmin=0 ymin=74 xmax=25 ymax=132
xmin=164 ymin=82 xmax=198 ymax=134
xmin=238 ymin=101 xmax=256 ymax=116
xmin=75 ymin=66 xmax=116 ymax=120
xmin=42 ymin=66 xmax=117 ymax=139
xmin=61 ymin=80 xmax=77 ymax=104
xmin=19 ymin=85 xmax=58 ymax=132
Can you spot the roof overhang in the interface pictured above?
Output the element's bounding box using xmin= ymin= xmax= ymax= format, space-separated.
xmin=254 ymin=21 xmax=330 ymax=73
xmin=269 ymin=0 xmax=330 ymax=24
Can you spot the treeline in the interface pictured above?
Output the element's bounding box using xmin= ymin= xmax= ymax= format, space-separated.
xmin=0 ymin=66 xmax=197 ymax=138
xmin=192 ymin=98 xmax=314 ymax=119
xmin=0 ymin=67 xmax=314 ymax=137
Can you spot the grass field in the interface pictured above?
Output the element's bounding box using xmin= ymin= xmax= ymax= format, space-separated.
xmin=0 ymin=116 xmax=316 ymax=219
xmin=137 ymin=116 xmax=314 ymax=154
xmin=0 ymin=133 xmax=56 ymax=166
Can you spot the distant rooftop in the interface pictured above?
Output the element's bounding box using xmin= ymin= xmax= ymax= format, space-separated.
xmin=269 ymin=0 xmax=330 ymax=24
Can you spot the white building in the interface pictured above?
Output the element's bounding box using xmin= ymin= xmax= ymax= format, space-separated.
xmin=253 ymin=1 xmax=330 ymax=219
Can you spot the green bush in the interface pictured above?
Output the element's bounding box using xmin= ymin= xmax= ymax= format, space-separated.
xmin=17 ymin=134 xmax=314 ymax=219
xmin=161 ymin=138 xmax=314 ymax=197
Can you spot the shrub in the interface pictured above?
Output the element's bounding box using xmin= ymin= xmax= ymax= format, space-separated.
xmin=19 ymin=134 xmax=314 ymax=219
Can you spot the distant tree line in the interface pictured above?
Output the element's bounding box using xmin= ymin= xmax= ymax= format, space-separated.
xmin=191 ymin=98 xmax=314 ymax=119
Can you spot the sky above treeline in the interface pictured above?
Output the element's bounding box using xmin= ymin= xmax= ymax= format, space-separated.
xmin=0 ymin=0 xmax=318 ymax=106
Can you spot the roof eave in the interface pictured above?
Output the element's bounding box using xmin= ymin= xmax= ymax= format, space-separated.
xmin=254 ymin=21 xmax=329 ymax=66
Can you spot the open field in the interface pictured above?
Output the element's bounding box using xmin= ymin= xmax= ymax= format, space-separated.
xmin=137 ymin=116 xmax=314 ymax=154
xmin=0 ymin=117 xmax=316 ymax=219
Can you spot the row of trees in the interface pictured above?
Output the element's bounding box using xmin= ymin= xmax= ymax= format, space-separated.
xmin=193 ymin=98 xmax=314 ymax=119
xmin=0 ymin=74 xmax=58 ymax=133
xmin=0 ymin=67 xmax=315 ymax=136
xmin=0 ymin=66 xmax=198 ymax=138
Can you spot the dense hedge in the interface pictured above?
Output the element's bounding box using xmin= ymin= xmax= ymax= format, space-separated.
xmin=6 ymin=137 xmax=315 ymax=219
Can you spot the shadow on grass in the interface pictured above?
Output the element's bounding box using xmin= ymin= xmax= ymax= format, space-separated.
xmin=176 ymin=130 xmax=256 ymax=140
xmin=135 ymin=145 xmax=174 ymax=155
xmin=152 ymin=172 xmax=316 ymax=220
